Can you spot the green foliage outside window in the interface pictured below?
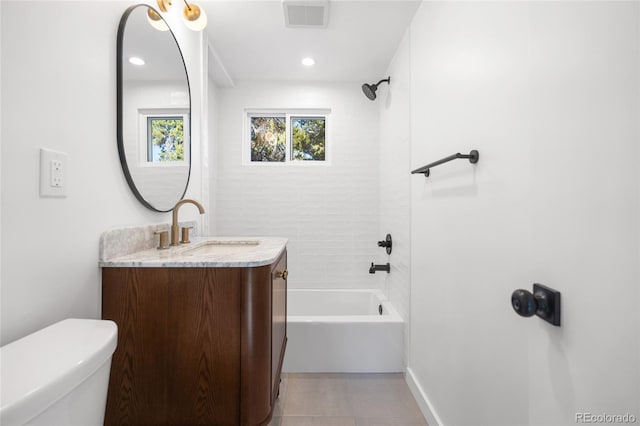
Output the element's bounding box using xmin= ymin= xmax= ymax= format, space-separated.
xmin=250 ymin=116 xmax=286 ymax=162
xmin=291 ymin=117 xmax=325 ymax=161
xmin=148 ymin=117 xmax=184 ymax=162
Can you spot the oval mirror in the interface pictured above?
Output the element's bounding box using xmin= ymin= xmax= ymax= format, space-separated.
xmin=117 ymin=5 xmax=191 ymax=212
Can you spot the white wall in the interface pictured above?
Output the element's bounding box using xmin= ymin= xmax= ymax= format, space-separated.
xmin=404 ymin=2 xmax=639 ymax=425
xmin=379 ymin=29 xmax=412 ymax=366
xmin=0 ymin=1 xmax=207 ymax=345
xmin=212 ymin=81 xmax=382 ymax=289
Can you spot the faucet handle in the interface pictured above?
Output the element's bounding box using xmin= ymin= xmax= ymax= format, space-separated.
xmin=377 ymin=234 xmax=392 ymax=254
xmin=180 ymin=226 xmax=193 ymax=244
xmin=154 ymin=230 xmax=169 ymax=250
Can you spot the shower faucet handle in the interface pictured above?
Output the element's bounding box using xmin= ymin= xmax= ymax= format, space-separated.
xmin=377 ymin=234 xmax=392 ymax=254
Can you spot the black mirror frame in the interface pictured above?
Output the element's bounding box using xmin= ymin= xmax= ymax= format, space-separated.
xmin=116 ymin=4 xmax=192 ymax=212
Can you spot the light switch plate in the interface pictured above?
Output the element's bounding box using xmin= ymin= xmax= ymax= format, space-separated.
xmin=40 ymin=148 xmax=67 ymax=198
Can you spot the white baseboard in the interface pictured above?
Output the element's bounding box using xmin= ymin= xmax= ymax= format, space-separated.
xmin=405 ymin=367 xmax=444 ymax=426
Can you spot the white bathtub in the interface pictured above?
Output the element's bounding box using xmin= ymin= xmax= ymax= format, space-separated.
xmin=282 ymin=289 xmax=404 ymax=373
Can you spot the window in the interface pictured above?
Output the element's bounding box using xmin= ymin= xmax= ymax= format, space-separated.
xmin=246 ymin=110 xmax=329 ymax=164
xmin=291 ymin=117 xmax=326 ymax=161
xmin=137 ymin=109 xmax=189 ymax=166
xmin=250 ymin=115 xmax=286 ymax=162
xmin=147 ymin=116 xmax=184 ymax=162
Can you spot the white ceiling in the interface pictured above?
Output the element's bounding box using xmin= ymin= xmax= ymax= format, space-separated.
xmin=202 ymin=0 xmax=421 ymax=85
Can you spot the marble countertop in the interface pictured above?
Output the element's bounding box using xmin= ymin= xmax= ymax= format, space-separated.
xmin=99 ymin=237 xmax=287 ymax=268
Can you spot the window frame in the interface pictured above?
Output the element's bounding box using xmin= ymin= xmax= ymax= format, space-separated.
xmin=243 ymin=108 xmax=330 ymax=166
xmin=138 ymin=108 xmax=190 ymax=167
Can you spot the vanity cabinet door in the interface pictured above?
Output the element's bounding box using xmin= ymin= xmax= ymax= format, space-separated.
xmin=102 ymin=267 xmax=244 ymax=426
xmin=102 ymin=268 xmax=171 ymax=426
xmin=271 ymin=251 xmax=287 ymax=401
xmin=167 ymin=268 xmax=243 ymax=425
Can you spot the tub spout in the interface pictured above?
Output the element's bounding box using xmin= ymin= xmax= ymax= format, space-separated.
xmin=369 ymin=262 xmax=390 ymax=274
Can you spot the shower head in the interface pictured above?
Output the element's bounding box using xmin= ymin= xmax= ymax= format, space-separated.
xmin=362 ymin=83 xmax=377 ymax=100
xmin=361 ymin=77 xmax=390 ymax=101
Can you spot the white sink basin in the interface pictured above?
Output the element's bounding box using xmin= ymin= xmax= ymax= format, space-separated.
xmin=182 ymin=240 xmax=260 ymax=256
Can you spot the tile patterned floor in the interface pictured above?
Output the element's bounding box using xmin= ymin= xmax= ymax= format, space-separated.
xmin=268 ymin=373 xmax=428 ymax=426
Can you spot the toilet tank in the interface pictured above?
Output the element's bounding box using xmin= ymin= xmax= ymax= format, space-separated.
xmin=0 ymin=319 xmax=117 ymax=426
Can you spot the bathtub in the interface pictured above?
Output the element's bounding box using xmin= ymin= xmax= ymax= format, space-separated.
xmin=282 ymin=289 xmax=404 ymax=373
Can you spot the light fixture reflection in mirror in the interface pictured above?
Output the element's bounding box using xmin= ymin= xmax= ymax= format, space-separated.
xmin=150 ymin=0 xmax=208 ymax=32
xmin=146 ymin=7 xmax=169 ymax=31
xmin=117 ymin=5 xmax=191 ymax=212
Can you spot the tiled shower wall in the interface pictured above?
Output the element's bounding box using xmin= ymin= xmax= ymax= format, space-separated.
xmin=212 ymin=81 xmax=383 ymax=290
xmin=378 ymin=30 xmax=412 ymax=363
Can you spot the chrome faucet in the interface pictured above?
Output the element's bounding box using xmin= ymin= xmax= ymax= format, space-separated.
xmin=171 ymin=198 xmax=205 ymax=245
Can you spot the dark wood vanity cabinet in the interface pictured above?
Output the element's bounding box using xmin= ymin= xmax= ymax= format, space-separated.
xmin=102 ymin=250 xmax=287 ymax=426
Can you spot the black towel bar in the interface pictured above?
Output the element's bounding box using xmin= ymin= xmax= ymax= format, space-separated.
xmin=411 ymin=150 xmax=479 ymax=177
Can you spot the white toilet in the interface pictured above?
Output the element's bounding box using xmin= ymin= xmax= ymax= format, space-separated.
xmin=0 ymin=318 xmax=117 ymax=426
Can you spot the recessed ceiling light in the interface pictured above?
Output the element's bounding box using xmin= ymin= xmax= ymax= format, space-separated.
xmin=302 ymin=57 xmax=315 ymax=67
xmin=129 ymin=56 xmax=145 ymax=66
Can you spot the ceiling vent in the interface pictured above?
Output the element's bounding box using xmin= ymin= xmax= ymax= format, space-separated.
xmin=283 ymin=0 xmax=329 ymax=28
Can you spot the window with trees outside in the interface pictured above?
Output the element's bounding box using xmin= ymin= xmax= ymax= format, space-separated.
xmin=247 ymin=111 xmax=328 ymax=163
xmin=147 ymin=116 xmax=184 ymax=162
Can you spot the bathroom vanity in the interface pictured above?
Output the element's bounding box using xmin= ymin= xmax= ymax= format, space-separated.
xmin=100 ymin=237 xmax=287 ymax=426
